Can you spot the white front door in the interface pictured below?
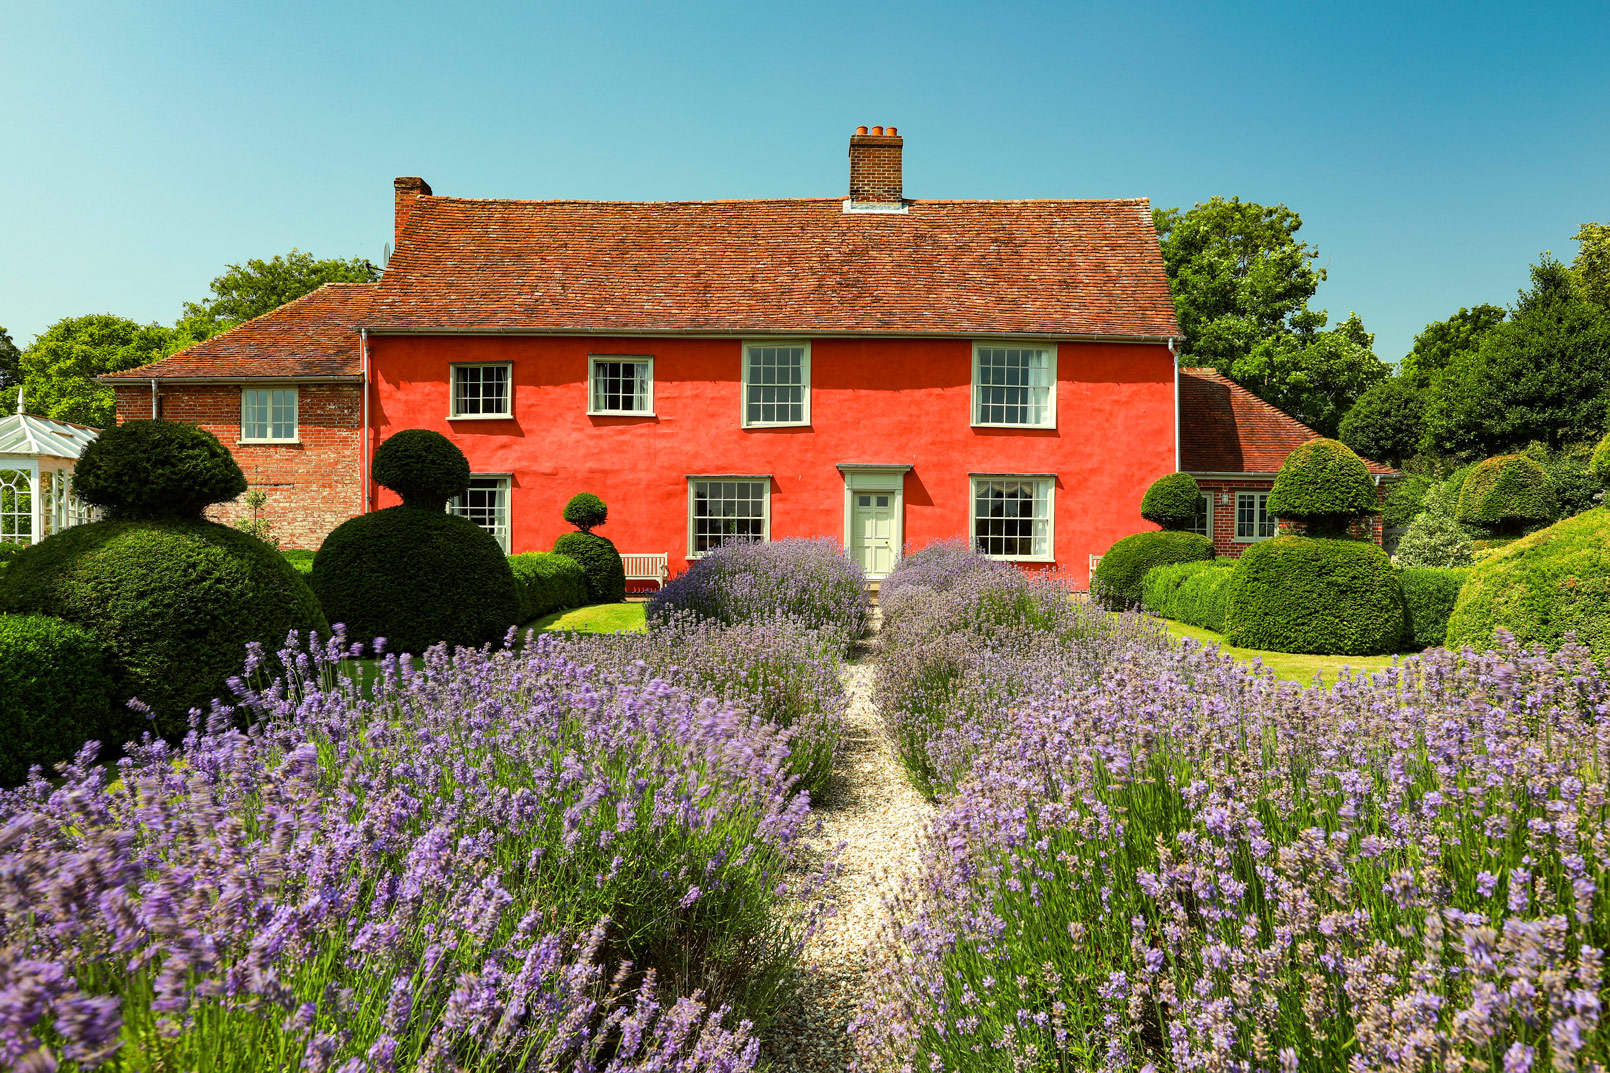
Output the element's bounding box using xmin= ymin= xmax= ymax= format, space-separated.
xmin=850 ymin=491 xmax=897 ymax=578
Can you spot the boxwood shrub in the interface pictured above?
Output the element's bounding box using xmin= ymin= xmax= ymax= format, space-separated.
xmin=1173 ymin=565 xmax=1236 ymax=633
xmin=1139 ymin=472 xmax=1201 ymax=530
xmin=370 ymin=429 xmax=470 ymax=509
xmin=73 ymin=420 xmax=246 ymax=521
xmin=562 ymin=493 xmax=608 ymax=532
xmin=0 ymin=613 xmax=115 ymax=786
xmin=552 ymin=531 xmax=626 ymax=605
xmin=1092 ymin=531 xmax=1214 ymax=610
xmin=1140 ymin=559 xmax=1222 ymax=618
xmin=509 ymin=551 xmax=589 ymax=622
xmin=1265 ymin=438 xmax=1380 ymax=533
xmin=0 ymin=543 xmax=21 ymax=571
xmin=1397 ymin=566 xmax=1469 ymax=650
xmin=1456 ymin=454 xmax=1557 ymax=536
xmin=1222 ymin=535 xmax=1405 ymax=655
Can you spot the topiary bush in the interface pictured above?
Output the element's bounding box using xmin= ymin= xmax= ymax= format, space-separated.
xmin=0 ymin=521 xmax=326 ymax=735
xmin=562 ymin=493 xmax=608 ymax=532
xmin=0 ymin=613 xmax=115 ymax=786
xmin=1456 ymin=454 xmax=1557 ymax=536
xmin=1265 ymin=438 xmax=1381 ymax=535
xmin=1443 ymin=508 xmax=1610 ymax=657
xmin=1173 ymin=564 xmax=1235 ymax=632
xmin=74 ymin=420 xmax=246 ymax=520
xmin=552 ymin=531 xmax=626 ymax=605
xmin=1222 ymin=536 xmax=1405 ymax=655
xmin=1397 ymin=567 xmax=1469 ymax=650
xmin=0 ymin=544 xmax=21 ymax=571
xmin=1139 ymin=472 xmax=1201 ymax=531
xmin=1092 ymin=531 xmax=1214 ymax=610
xmin=371 ymin=429 xmax=470 ymax=509
xmin=509 ymin=552 xmax=589 ymax=622
xmin=1140 ymin=559 xmax=1222 ymax=619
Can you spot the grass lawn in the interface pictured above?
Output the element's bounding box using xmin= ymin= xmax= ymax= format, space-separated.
xmin=1163 ymin=619 xmax=1406 ymax=687
xmin=523 ymin=602 xmax=648 ymax=634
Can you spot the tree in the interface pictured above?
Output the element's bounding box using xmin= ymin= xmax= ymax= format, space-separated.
xmin=1398 ymin=304 xmax=1506 ymax=390
xmin=169 ymin=248 xmax=379 ymax=350
xmin=1339 ymin=376 xmax=1425 ymax=468
xmin=1572 ymin=222 xmax=1610 ymax=309
xmin=15 ymin=315 xmax=172 ymax=427
xmin=0 ymin=325 xmax=20 ymax=413
xmin=1229 ymin=312 xmax=1388 ymax=437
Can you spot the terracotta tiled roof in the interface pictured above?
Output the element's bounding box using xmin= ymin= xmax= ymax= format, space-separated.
xmin=1180 ymin=367 xmax=1394 ymax=476
xmin=368 ymin=197 xmax=1181 ymax=339
xmin=103 ymin=283 xmax=376 ymax=380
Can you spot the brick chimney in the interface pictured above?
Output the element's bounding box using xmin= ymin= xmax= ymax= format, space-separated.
xmin=848 ymin=126 xmax=903 ymax=205
xmin=394 ymin=176 xmax=432 ymax=247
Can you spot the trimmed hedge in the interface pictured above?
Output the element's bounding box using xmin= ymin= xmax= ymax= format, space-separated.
xmin=0 ymin=613 xmax=115 ymax=786
xmin=313 ymin=507 xmax=519 ymax=655
xmin=552 ymin=531 xmax=626 ymax=605
xmin=1092 ymin=531 xmax=1214 ymax=610
xmin=1444 ymin=508 xmax=1610 ymax=657
xmin=0 ymin=543 xmax=21 ymax=571
xmin=1398 ymin=567 xmax=1469 ymax=650
xmin=1140 ymin=559 xmax=1222 ymax=618
xmin=73 ymin=420 xmax=246 ymax=520
xmin=1456 ymin=454 xmax=1557 ymax=535
xmin=562 ymin=493 xmax=608 ymax=532
xmin=1139 ymin=472 xmax=1201 ymax=530
xmin=372 ymin=429 xmax=470 ymax=509
xmin=0 ymin=520 xmax=327 ymax=735
xmin=1265 ymin=438 xmax=1380 ymax=529
xmin=510 ymin=552 xmax=589 ymax=622
xmin=281 ymin=548 xmax=315 ymax=575
xmin=1174 ymin=565 xmax=1235 ymax=633
xmin=1222 ymin=536 xmax=1405 ymax=655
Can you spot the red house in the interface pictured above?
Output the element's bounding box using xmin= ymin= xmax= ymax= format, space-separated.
xmin=108 ymin=127 xmax=1386 ymax=587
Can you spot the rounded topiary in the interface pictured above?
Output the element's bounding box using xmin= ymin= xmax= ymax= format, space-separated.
xmin=1443 ymin=509 xmax=1610 ymax=657
xmin=372 ymin=429 xmax=471 ymax=509
xmin=1397 ymin=566 xmax=1469 ymax=651
xmin=552 ymin=531 xmax=626 ymax=605
xmin=562 ymin=493 xmax=608 ymax=533
xmin=0 ymin=613 xmax=115 ymax=786
xmin=509 ymin=551 xmax=589 ymax=622
xmin=1456 ymin=455 xmax=1557 ymax=536
xmin=312 ymin=508 xmax=518 ymax=654
xmin=1222 ymin=536 xmax=1405 ymax=655
xmin=1092 ymin=531 xmax=1214 ymax=610
xmin=0 ymin=521 xmax=327 ymax=736
xmin=1265 ymin=438 xmax=1380 ymax=535
xmin=1591 ymin=431 xmax=1610 ymax=491
xmin=1140 ymin=472 xmax=1202 ymax=531
xmin=74 ymin=420 xmax=247 ymax=520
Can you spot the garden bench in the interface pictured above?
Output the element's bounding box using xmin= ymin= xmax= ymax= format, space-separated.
xmin=622 ymin=552 xmax=669 ymax=590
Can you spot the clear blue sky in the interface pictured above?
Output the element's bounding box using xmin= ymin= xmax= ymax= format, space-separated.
xmin=3 ymin=1 xmax=1607 ymax=363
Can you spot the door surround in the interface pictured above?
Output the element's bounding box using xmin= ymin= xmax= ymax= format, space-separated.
xmin=838 ymin=463 xmax=911 ymax=579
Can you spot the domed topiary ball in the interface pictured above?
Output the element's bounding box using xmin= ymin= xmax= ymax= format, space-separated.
xmin=1584 ymin=431 xmax=1609 ymax=493
xmin=1091 ymin=530 xmax=1214 ymax=610
xmin=1139 ymin=472 xmax=1202 ymax=531
xmin=372 ymin=429 xmax=471 ymax=509
xmin=552 ymin=531 xmax=626 ymax=605
xmin=562 ymin=493 xmax=608 ymax=532
xmin=1265 ymin=438 xmax=1380 ymax=534
xmin=74 ymin=420 xmax=247 ymax=520
xmin=1222 ymin=536 xmax=1405 ymax=655
xmin=1456 ymin=455 xmax=1557 ymax=536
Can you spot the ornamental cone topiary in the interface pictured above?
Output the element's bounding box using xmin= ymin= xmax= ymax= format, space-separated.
xmin=553 ymin=493 xmax=624 ymax=604
xmin=1265 ymin=438 xmax=1380 ymax=536
xmin=1456 ymin=454 xmax=1557 ymax=538
xmin=1139 ymin=472 xmax=1202 ymax=531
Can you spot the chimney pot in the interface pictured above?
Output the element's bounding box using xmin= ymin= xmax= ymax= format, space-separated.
xmin=855 ymin=125 xmax=868 ymax=135
xmin=886 ymin=126 xmax=897 ymax=136
xmin=870 ymin=125 xmax=884 ymax=135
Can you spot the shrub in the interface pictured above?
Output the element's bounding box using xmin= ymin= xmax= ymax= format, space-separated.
xmin=1222 ymin=536 xmax=1405 ymax=655
xmin=73 ymin=419 xmax=246 ymax=520
xmin=1264 ymin=438 xmax=1380 ymax=534
xmin=562 ymin=492 xmax=608 ymax=532
xmin=553 ymin=530 xmax=626 ymax=606
xmin=1592 ymin=429 xmax=1610 ymax=488
xmin=878 ymin=539 xmax=1012 ymax=601
xmin=1173 ymin=564 xmax=1235 ymax=632
xmin=1381 ymin=474 xmax=1433 ymax=529
xmin=509 ymin=551 xmax=589 ymax=622
xmin=371 ymin=428 xmax=470 ymax=509
xmin=1140 ymin=559 xmax=1222 ymax=618
xmin=1091 ymin=531 xmax=1214 ymax=610
xmin=0 ymin=543 xmax=20 ymax=571
xmin=1444 ymin=508 xmax=1610 ymax=657
xmin=1456 ymin=454 xmax=1557 ymax=536
xmin=281 ymin=548 xmax=315 ymax=575
xmin=313 ymin=508 xmax=518 ymax=654
xmin=1397 ymin=566 xmax=1469 ymax=650
xmin=0 ymin=614 xmax=114 ymax=785
xmin=0 ymin=520 xmax=327 ymax=734
xmin=1139 ymin=472 xmax=1201 ymax=530
xmin=1522 ymin=441 xmax=1602 ymax=518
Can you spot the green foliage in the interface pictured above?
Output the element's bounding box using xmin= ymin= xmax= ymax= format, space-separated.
xmin=371 ymin=429 xmax=470 ymax=509
xmin=1222 ymin=536 xmax=1405 ymax=655
xmin=1519 ymin=441 xmax=1602 ymax=518
xmin=0 ymin=520 xmax=326 ymax=735
xmin=74 ymin=420 xmax=246 ymax=521
xmin=1397 ymin=567 xmax=1469 ymax=650
xmin=168 ymin=249 xmax=380 ymax=350
xmin=14 ymin=314 xmax=172 ymax=427
xmin=1338 ymin=377 xmax=1425 ymax=469
xmin=1382 ymin=475 xmax=1433 ymax=530
xmin=0 ymin=613 xmax=114 ymax=786
xmin=1398 ymin=305 xmax=1506 ymax=391
xmin=0 ymin=325 xmax=19 ymax=404
xmin=1394 ymin=477 xmax=1476 ymax=568
xmin=1140 ymin=559 xmax=1222 ymax=618
xmin=1444 ymin=509 xmax=1610 ymax=657
xmin=1230 ymin=313 xmax=1389 ymax=438
xmin=281 ymin=548 xmax=315 ymax=575
xmin=562 ymin=492 xmax=608 ymax=532
xmin=312 ymin=507 xmax=518 ymax=655
xmin=509 ymin=552 xmax=589 ymax=622
xmin=1265 ymin=438 xmax=1380 ymax=531
xmin=1573 ymin=222 xmax=1610 ymax=310
xmin=1173 ymin=565 xmax=1236 ymax=632
xmin=1139 ymin=472 xmax=1201 ymax=530
xmin=1590 ymin=430 xmax=1610 ymax=490
xmin=552 ymin=531 xmax=626 ymax=605
xmin=1092 ymin=531 xmax=1214 ymax=610
xmin=0 ymin=544 xmax=21 ymax=571
xmin=1456 ymin=454 xmax=1557 ymax=535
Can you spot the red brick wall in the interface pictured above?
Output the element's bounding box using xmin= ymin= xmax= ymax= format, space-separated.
xmin=1194 ymin=477 xmax=1386 ymax=559
xmin=849 ymin=130 xmax=903 ymax=202
xmin=113 ymin=382 xmax=364 ymax=549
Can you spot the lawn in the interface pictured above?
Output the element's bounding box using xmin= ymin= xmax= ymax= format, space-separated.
xmin=523 ymin=601 xmax=648 ymax=634
xmin=1162 ymin=619 xmax=1404 ymax=686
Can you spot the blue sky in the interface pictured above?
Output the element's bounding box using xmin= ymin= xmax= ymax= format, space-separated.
xmin=3 ymin=1 xmax=1607 ymax=363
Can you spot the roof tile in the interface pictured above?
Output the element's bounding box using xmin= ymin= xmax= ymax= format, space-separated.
xmin=1180 ymin=367 xmax=1394 ymax=476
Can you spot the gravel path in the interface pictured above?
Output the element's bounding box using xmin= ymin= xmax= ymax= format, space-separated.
xmin=762 ymin=615 xmax=935 ymax=1071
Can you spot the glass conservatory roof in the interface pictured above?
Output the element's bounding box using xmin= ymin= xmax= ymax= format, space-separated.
xmin=0 ymin=412 xmax=100 ymax=460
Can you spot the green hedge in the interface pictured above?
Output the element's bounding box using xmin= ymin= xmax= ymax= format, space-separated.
xmin=1222 ymin=536 xmax=1405 ymax=655
xmin=0 ymin=613 xmax=115 ymax=786
xmin=1092 ymin=531 xmax=1214 ymax=610
xmin=72 ymin=420 xmax=246 ymax=521
xmin=1265 ymin=438 xmax=1380 ymax=527
xmin=510 ymin=552 xmax=589 ymax=622
xmin=1456 ymin=454 xmax=1557 ymax=535
xmin=1140 ymin=559 xmax=1222 ymax=618
xmin=0 ymin=544 xmax=21 ymax=571
xmin=281 ymin=548 xmax=315 ymax=575
xmin=553 ymin=531 xmax=626 ymax=605
xmin=1139 ymin=472 xmax=1201 ymax=530
xmin=1397 ymin=567 xmax=1469 ymax=650
xmin=1174 ymin=565 xmax=1235 ymax=632
xmin=371 ymin=429 xmax=471 ymax=509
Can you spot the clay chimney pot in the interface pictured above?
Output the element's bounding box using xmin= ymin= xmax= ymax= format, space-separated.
xmin=855 ymin=125 xmax=868 ymax=135
xmin=870 ymin=126 xmax=884 ymax=136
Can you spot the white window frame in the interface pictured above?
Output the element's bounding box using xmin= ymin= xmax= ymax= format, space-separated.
xmin=971 ymin=341 xmax=1057 ymax=429
xmin=449 ymin=362 xmax=514 ymax=419
xmin=240 ymin=386 xmax=299 ymax=444
xmin=1234 ymin=492 xmax=1276 ymax=543
xmin=587 ymin=355 xmax=655 ymax=416
xmin=448 ymin=473 xmax=512 ymax=552
xmin=687 ymin=475 xmax=771 ymax=559
xmin=1186 ymin=492 xmax=1214 ymax=538
xmin=969 ymin=473 xmax=1056 ymax=563
xmin=741 ymin=341 xmax=811 ymax=428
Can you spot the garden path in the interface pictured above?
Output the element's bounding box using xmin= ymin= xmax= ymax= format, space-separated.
xmin=762 ymin=612 xmax=934 ymax=1071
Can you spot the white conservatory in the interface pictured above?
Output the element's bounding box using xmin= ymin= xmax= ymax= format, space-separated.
xmin=0 ymin=411 xmax=100 ymax=545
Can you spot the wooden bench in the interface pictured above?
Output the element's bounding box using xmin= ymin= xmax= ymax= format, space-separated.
xmin=622 ymin=552 xmax=670 ymax=590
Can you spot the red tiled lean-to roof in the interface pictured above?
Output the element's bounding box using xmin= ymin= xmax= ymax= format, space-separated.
xmin=104 ymin=283 xmax=377 ymax=380
xmin=1179 ymin=367 xmax=1395 ymax=475
xmin=368 ymin=197 xmax=1181 ymax=339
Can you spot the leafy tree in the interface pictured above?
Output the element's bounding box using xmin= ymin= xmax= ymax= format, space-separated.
xmin=1398 ymin=304 xmax=1506 ymax=390
xmin=1229 ymin=312 xmax=1387 ymax=437
xmin=1339 ymin=376 xmax=1425 ymax=468
xmin=16 ymin=315 xmax=172 ymax=427
xmin=169 ymin=248 xmax=379 ymax=350
xmin=0 ymin=325 xmax=20 ymax=396
xmin=1572 ymin=222 xmax=1610 ymax=309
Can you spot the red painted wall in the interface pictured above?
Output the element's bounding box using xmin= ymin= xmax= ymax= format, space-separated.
xmin=369 ymin=335 xmax=1176 ymax=587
